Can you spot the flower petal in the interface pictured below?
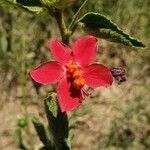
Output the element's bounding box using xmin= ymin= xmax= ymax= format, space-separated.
xmin=83 ymin=64 xmax=113 ymax=88
xmin=72 ymin=35 xmax=97 ymax=66
xmin=50 ymin=38 xmax=72 ymax=65
xmin=30 ymin=61 xmax=64 ymax=85
xmin=57 ymin=78 xmax=83 ymax=112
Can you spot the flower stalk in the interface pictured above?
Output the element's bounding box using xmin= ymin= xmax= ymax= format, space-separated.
xmin=52 ymin=9 xmax=70 ymax=45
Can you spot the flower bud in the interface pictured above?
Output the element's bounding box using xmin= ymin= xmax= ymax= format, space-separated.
xmin=111 ymin=67 xmax=126 ymax=84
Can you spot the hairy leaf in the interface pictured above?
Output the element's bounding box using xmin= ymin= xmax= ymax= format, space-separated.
xmin=32 ymin=117 xmax=53 ymax=147
xmin=3 ymin=0 xmax=44 ymax=14
xmin=44 ymin=93 xmax=70 ymax=149
xmin=40 ymin=0 xmax=71 ymax=9
xmin=79 ymin=12 xmax=145 ymax=48
xmin=45 ymin=93 xmax=69 ymax=140
xmin=16 ymin=0 xmax=42 ymax=6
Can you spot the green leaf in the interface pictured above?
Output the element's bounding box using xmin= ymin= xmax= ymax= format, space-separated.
xmin=40 ymin=0 xmax=71 ymax=9
xmin=45 ymin=93 xmax=69 ymax=140
xmin=45 ymin=93 xmax=58 ymax=118
xmin=79 ymin=12 xmax=145 ymax=48
xmin=2 ymin=0 xmax=44 ymax=14
xmin=16 ymin=0 xmax=44 ymax=13
xmin=32 ymin=116 xmax=53 ymax=147
xmin=39 ymin=146 xmax=55 ymax=150
xmin=23 ymin=6 xmax=43 ymax=13
xmin=16 ymin=0 xmax=42 ymax=7
xmin=32 ymin=94 xmax=70 ymax=149
xmin=44 ymin=93 xmax=70 ymax=149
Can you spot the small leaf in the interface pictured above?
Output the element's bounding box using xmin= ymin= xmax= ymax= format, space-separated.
xmin=79 ymin=12 xmax=145 ymax=48
xmin=45 ymin=93 xmax=58 ymax=118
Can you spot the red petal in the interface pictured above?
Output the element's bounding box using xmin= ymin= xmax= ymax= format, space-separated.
xmin=57 ymin=78 xmax=82 ymax=112
xmin=72 ymin=35 xmax=97 ymax=67
xmin=83 ymin=64 xmax=113 ymax=88
xmin=50 ymin=38 xmax=72 ymax=65
xmin=30 ymin=61 xmax=64 ymax=85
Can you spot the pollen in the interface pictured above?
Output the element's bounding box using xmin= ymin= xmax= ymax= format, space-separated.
xmin=73 ymin=69 xmax=81 ymax=78
xmin=67 ymin=63 xmax=78 ymax=72
xmin=73 ymin=78 xmax=86 ymax=88
xmin=66 ymin=62 xmax=86 ymax=88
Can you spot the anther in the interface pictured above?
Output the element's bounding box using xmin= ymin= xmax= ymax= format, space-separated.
xmin=73 ymin=78 xmax=86 ymax=88
xmin=73 ymin=69 xmax=81 ymax=78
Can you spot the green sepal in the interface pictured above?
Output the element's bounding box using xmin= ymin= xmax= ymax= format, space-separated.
xmin=79 ymin=12 xmax=145 ymax=48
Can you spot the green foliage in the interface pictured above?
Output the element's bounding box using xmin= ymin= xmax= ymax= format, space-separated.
xmin=16 ymin=0 xmax=42 ymax=6
xmin=2 ymin=0 xmax=72 ymax=12
xmin=45 ymin=93 xmax=70 ymax=149
xmin=32 ymin=93 xmax=70 ymax=150
xmin=40 ymin=0 xmax=72 ymax=9
xmin=45 ymin=93 xmax=69 ymax=140
xmin=1 ymin=0 xmax=44 ymax=13
xmin=15 ymin=0 xmax=44 ymax=13
xmin=79 ymin=12 xmax=145 ymax=48
xmin=32 ymin=117 xmax=54 ymax=147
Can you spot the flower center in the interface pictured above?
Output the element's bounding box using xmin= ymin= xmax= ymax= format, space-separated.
xmin=66 ymin=62 xmax=86 ymax=89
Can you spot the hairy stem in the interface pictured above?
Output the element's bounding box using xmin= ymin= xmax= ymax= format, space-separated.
xmin=52 ymin=9 xmax=70 ymax=45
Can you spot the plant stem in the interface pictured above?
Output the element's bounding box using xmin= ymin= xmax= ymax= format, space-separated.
xmin=68 ymin=0 xmax=89 ymax=33
xmin=52 ymin=9 xmax=70 ymax=45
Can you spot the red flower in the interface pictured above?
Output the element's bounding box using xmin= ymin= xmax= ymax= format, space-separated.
xmin=30 ymin=36 xmax=113 ymax=112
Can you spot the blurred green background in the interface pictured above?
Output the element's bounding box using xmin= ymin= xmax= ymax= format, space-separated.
xmin=0 ymin=0 xmax=150 ymax=150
